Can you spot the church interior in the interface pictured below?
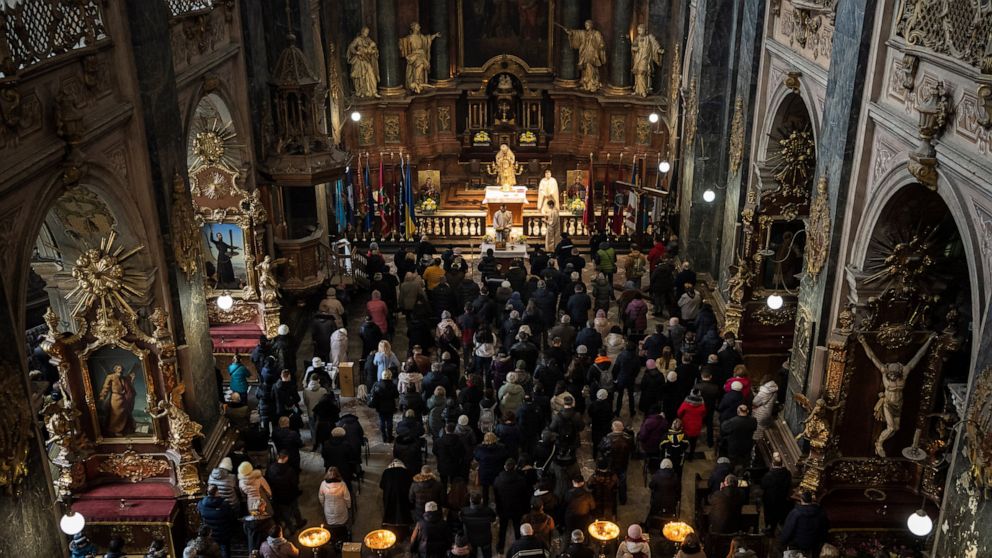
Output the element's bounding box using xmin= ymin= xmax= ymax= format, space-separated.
xmin=1 ymin=0 xmax=991 ymax=557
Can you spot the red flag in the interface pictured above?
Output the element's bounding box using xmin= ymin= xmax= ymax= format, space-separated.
xmin=582 ymin=156 xmax=594 ymax=228
xmin=598 ymin=157 xmax=610 ymax=231
xmin=611 ymin=157 xmax=626 ymax=235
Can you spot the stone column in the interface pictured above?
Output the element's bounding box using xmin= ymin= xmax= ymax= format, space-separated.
xmin=377 ymin=0 xmax=402 ymax=92
xmin=430 ymin=0 xmax=450 ymax=82
xmin=609 ymin=0 xmax=634 ymax=90
xmin=556 ymin=0 xmax=582 ymax=83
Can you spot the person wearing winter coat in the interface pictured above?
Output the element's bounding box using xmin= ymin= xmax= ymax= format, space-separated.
xmin=273 ymin=370 xmax=300 ymax=420
xmin=507 ymin=523 xmax=550 ymax=558
xmin=409 ymin=465 xmax=445 ymax=522
xmin=751 ymin=380 xmax=779 ymax=440
xmin=394 ymin=431 xmax=424 ymax=472
xmin=587 ymin=461 xmax=620 ymax=520
xmin=677 ymin=389 xmax=707 ymax=457
xmin=637 ymin=407 xmax=669 ymax=469
xmin=598 ymin=421 xmax=634 ymax=504
xmin=411 ymin=501 xmax=451 ymax=558
xmin=647 ymin=458 xmax=680 ymax=520
xmin=677 ymin=284 xmax=701 ymax=325
xmin=271 ymin=416 xmax=303 ymax=471
xmin=708 ymin=457 xmax=734 ymax=495
xmin=238 ymin=461 xmax=274 ymax=554
xmin=228 ymin=356 xmax=252 ymax=402
xmin=302 ymin=378 xmax=327 ymax=449
xmin=624 ymin=296 xmax=649 ymax=336
xmin=373 ymin=341 xmax=401 ymax=381
xmin=259 ymin=524 xmax=300 ymax=558
xmin=616 ymin=524 xmax=651 ymax=558
xmin=520 ymin=500 xmax=556 ymax=549
xmin=460 ymin=492 xmax=497 ymax=558
xmin=380 ymin=459 xmax=414 ymax=527
xmin=588 ymin=389 xmax=614 ymax=459
xmin=317 ymin=467 xmax=352 ymax=541
xmin=723 ymin=365 xmax=753 ymax=400
xmin=693 ymin=368 xmax=722 ymax=447
xmin=435 ymin=422 xmax=470 ymax=491
xmin=779 ymin=491 xmax=830 ymax=555
xmin=329 ymin=327 xmax=348 ymax=370
xmin=498 ymin=372 xmax=526 ymax=415
xmin=658 ymin=419 xmax=690 ymax=477
xmin=549 ymin=396 xmax=584 ymax=457
xmin=720 ymin=405 xmax=757 ymax=468
xmin=208 ymin=457 xmax=240 ymax=511
xmin=448 ymin=535 xmax=474 ymax=558
xmin=562 ymin=530 xmax=595 ymax=558
xmin=761 ymin=452 xmax=794 ymax=534
xmin=674 ymin=533 xmax=706 ymax=558
xmin=322 ymin=427 xmax=361 ymax=485
xmin=493 ymin=459 xmax=532 ymax=554
xmin=563 ymin=476 xmax=597 ymax=534
xmin=311 ymin=392 xmax=340 ymax=452
xmin=370 ymin=370 xmax=400 ymax=442
xmin=718 ymin=381 xmax=747 ymax=423
xmin=69 ymin=533 xmax=98 ymax=558
xmin=637 ymin=359 xmax=665 ymax=416
xmin=612 ymin=340 xmax=642 ymax=417
xmin=265 ymin=451 xmax=304 ymax=533
xmin=708 ymin=475 xmax=745 ymax=535
xmin=182 ymin=527 xmax=221 ymax=558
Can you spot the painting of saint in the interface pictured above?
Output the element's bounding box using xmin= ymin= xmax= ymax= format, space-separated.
xmin=88 ymin=346 xmax=152 ymax=438
xmin=418 ymin=170 xmax=441 ymax=201
xmin=461 ymin=0 xmax=551 ymax=68
xmin=565 ymin=170 xmax=588 ymax=202
xmin=202 ymin=223 xmax=248 ymax=290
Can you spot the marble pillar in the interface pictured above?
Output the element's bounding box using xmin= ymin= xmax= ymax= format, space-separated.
xmin=556 ymin=0 xmax=582 ymax=83
xmin=430 ymin=0 xmax=449 ymax=81
xmin=609 ymin=0 xmax=634 ymax=90
xmin=123 ymin=0 xmax=219 ymax=428
xmin=377 ymin=0 xmax=402 ymax=91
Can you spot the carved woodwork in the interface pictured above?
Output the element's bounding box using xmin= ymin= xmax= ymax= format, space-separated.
xmin=899 ymin=0 xmax=992 ymax=73
xmin=97 ymin=450 xmax=170 ymax=483
xmin=977 ymin=84 xmax=992 ymax=129
xmin=170 ymin=174 xmax=202 ymax=281
xmin=729 ymin=96 xmax=745 ymax=175
xmin=683 ymin=79 xmax=698 ymax=148
xmin=0 ymin=366 xmax=33 ymax=495
xmin=805 ymin=177 xmax=830 ymax=279
xmin=908 ymin=81 xmax=952 ymax=190
xmin=966 ymin=366 xmax=992 ymax=497
xmin=900 ymin=54 xmax=919 ymax=91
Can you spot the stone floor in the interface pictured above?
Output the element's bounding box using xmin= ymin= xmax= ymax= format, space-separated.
xmin=282 ymin=258 xmax=719 ymax=555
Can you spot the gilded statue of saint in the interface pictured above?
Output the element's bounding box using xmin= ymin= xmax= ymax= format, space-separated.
xmin=399 ymin=22 xmax=439 ymax=94
xmin=563 ymin=20 xmax=606 ymax=92
xmin=631 ymin=24 xmax=663 ymax=96
xmin=347 ymin=27 xmax=380 ymax=98
xmin=150 ymin=395 xmax=203 ymax=455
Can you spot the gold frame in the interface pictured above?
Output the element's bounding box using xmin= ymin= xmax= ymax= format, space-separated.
xmin=457 ymin=0 xmax=556 ymax=73
xmin=192 ymin=181 xmax=266 ymax=303
xmin=752 ymin=215 xmax=806 ymax=297
xmin=78 ymin=334 xmax=162 ymax=445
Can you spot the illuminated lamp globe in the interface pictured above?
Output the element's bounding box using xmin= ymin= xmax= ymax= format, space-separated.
xmin=350 ymin=111 xmax=362 ymax=122
xmin=60 ymin=510 xmax=85 ymax=535
xmin=907 ymin=510 xmax=933 ymax=537
xmin=216 ymin=292 xmax=234 ymax=311
xmin=648 ymin=112 xmax=660 ymax=124
xmin=702 ymin=189 xmax=716 ymax=202
xmin=766 ymin=294 xmax=784 ymax=310
xmin=658 ymin=160 xmax=671 ymax=173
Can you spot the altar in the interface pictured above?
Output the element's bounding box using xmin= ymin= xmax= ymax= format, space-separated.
xmin=479 ymin=242 xmax=529 ymax=259
xmin=482 ymin=185 xmax=528 ymax=226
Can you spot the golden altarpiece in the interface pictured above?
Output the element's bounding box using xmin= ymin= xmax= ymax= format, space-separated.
xmin=40 ymin=232 xmax=213 ymax=556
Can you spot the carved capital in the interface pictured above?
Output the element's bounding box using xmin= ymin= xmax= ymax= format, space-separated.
xmin=784 ymin=71 xmax=802 ymax=93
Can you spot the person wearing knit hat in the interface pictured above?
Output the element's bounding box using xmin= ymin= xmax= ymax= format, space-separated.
xmin=208 ymin=456 xmax=241 ymax=511
xmin=709 ymin=455 xmax=734 ymax=494
xmin=597 ymin=389 xmax=609 ymax=401
xmin=70 ymin=532 xmax=97 ymax=558
xmin=277 ymin=324 xmax=289 ymax=336
xmin=576 ymin=344 xmax=588 ymax=355
xmin=618 ymin=524 xmax=649 ymax=558
xmin=647 ymin=455 xmax=679 ymax=521
xmin=731 ymin=380 xmax=743 ymax=391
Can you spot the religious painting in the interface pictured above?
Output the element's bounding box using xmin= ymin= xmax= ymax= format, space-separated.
xmin=417 ymin=170 xmax=441 ymax=201
xmin=759 ymin=219 xmax=806 ymax=290
xmin=459 ymin=0 xmax=554 ymax=70
xmin=565 ymin=169 xmax=588 ymax=202
xmin=51 ymin=186 xmax=117 ymax=245
xmin=201 ymin=222 xmax=249 ymax=290
xmin=86 ymin=346 xmax=154 ymax=440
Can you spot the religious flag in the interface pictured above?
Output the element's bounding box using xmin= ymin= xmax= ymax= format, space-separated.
xmin=391 ymin=161 xmax=401 ymax=235
xmin=346 ymin=164 xmax=356 ymax=226
xmin=611 ymin=157 xmax=625 ymax=234
xmin=625 ymin=158 xmax=639 ymax=235
xmin=403 ymin=157 xmax=416 ymax=239
xmin=598 ymin=157 xmax=611 ymax=231
xmin=334 ymin=178 xmax=346 ymax=233
xmin=363 ymin=155 xmax=373 ymax=231
xmin=379 ymin=157 xmax=391 ymax=237
xmin=582 ymin=156 xmax=594 ymax=228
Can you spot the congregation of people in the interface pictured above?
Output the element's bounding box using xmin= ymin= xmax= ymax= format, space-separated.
xmin=71 ymin=233 xmax=833 ymax=558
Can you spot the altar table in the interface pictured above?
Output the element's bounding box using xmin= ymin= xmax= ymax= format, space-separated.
xmin=482 ymin=185 xmax=528 ymax=226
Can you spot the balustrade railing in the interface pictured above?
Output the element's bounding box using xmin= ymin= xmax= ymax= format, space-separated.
xmin=522 ymin=214 xmax=590 ymax=238
xmin=416 ymin=214 xmax=487 ymax=238
xmin=0 ymin=0 xmax=108 ymax=78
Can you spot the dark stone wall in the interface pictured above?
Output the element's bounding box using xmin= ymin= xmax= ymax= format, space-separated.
xmin=679 ymin=0 xmax=746 ymax=275
xmin=0 ymin=275 xmax=63 ymax=558
xmin=716 ymin=0 xmax=766 ymax=290
xmin=783 ymin=0 xmax=877 ymax=428
xmin=122 ymin=1 xmax=219 ymax=427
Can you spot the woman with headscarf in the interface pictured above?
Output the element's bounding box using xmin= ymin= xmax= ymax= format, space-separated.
xmin=367 ymin=290 xmax=390 ymax=335
xmin=616 ymin=524 xmax=651 ymax=558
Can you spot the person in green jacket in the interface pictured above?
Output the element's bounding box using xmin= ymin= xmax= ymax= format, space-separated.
xmin=595 ymin=241 xmax=617 ymax=291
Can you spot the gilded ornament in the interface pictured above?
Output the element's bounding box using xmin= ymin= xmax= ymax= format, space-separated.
xmin=171 ymin=174 xmax=202 ymax=280
xmin=635 ymin=119 xmax=650 ymax=145
xmin=256 ymin=255 xmax=285 ymax=307
xmin=805 ymin=177 xmax=830 ymax=279
xmin=768 ymin=125 xmax=815 ymax=195
xmin=828 ymin=458 xmax=912 ymax=486
xmin=98 ymin=450 xmax=170 ymax=483
xmin=383 ymin=115 xmax=400 ymax=143
xmin=580 ymin=111 xmax=595 ymax=136
xmin=726 ymin=256 xmax=754 ymax=304
xmin=836 ymin=304 xmax=855 ymax=334
xmin=824 ymin=340 xmax=847 ymax=401
xmin=414 ymin=109 xmax=430 ymax=135
xmin=966 ymin=366 xmax=992 ymax=497
xmin=669 ymin=44 xmax=681 ymax=115
xmin=149 ymin=394 xmax=204 ymax=457
xmin=794 ymin=394 xmax=843 ymax=450
xmin=784 ymin=71 xmax=802 ymax=93
xmin=357 ymin=119 xmax=375 ymax=146
xmin=728 ymin=96 xmax=745 ymax=175
xmin=559 ymin=107 xmax=572 ymax=133
xmin=208 ymin=300 xmax=258 ymax=323
xmin=67 ymin=231 xmax=145 ymax=319
xmin=437 ymin=106 xmax=451 ymax=132
xmin=683 ymin=79 xmax=698 ymax=148
xmin=0 ymin=368 xmax=34 ymax=494
xmin=609 ymin=115 xmax=625 ymax=142
xmin=753 ymin=304 xmax=796 ymax=326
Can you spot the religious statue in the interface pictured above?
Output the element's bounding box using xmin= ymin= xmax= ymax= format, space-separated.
xmin=399 ymin=22 xmax=439 ymax=94
xmin=631 ymin=24 xmax=663 ymax=97
xmin=537 ymin=169 xmax=560 ymax=214
xmin=561 ymin=20 xmax=606 ymax=92
xmin=859 ymin=333 xmax=937 ymax=457
xmin=98 ymin=364 xmax=137 ymax=437
xmin=149 ymin=394 xmax=204 ymax=456
xmin=43 ymin=396 xmax=85 ymax=456
xmin=794 ymin=394 xmax=843 ymax=450
xmin=488 ymin=143 xmax=522 ymax=189
xmin=493 ymin=204 xmax=513 ymax=244
xmin=256 ymin=255 xmax=286 ymax=306
xmin=543 ymin=199 xmax=561 ymax=253
xmin=347 ymin=27 xmax=380 ymax=98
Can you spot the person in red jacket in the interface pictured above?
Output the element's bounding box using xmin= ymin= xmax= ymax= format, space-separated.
xmin=723 ymin=364 xmax=752 ymax=400
xmin=646 ymin=236 xmax=667 ymax=270
xmin=677 ymin=389 xmax=707 ymax=460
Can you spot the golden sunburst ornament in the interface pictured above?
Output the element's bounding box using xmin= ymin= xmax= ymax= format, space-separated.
xmin=68 ymin=231 xmax=145 ymax=318
xmin=767 ymin=124 xmax=815 ymax=195
xmin=190 ymin=116 xmax=241 ymax=170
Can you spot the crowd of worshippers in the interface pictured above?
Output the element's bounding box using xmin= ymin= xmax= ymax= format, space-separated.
xmin=88 ymin=233 xmax=831 ymax=558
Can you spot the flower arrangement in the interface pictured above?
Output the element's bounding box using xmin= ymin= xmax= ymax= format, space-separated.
xmin=473 ymin=130 xmax=491 ymax=145
xmin=566 ymin=197 xmax=586 ymax=215
xmin=483 ymin=234 xmax=495 ymax=244
xmin=519 ymin=130 xmax=537 ymax=144
xmin=510 ymin=234 xmax=528 ymax=245
xmin=416 ymin=198 xmax=438 ymax=213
